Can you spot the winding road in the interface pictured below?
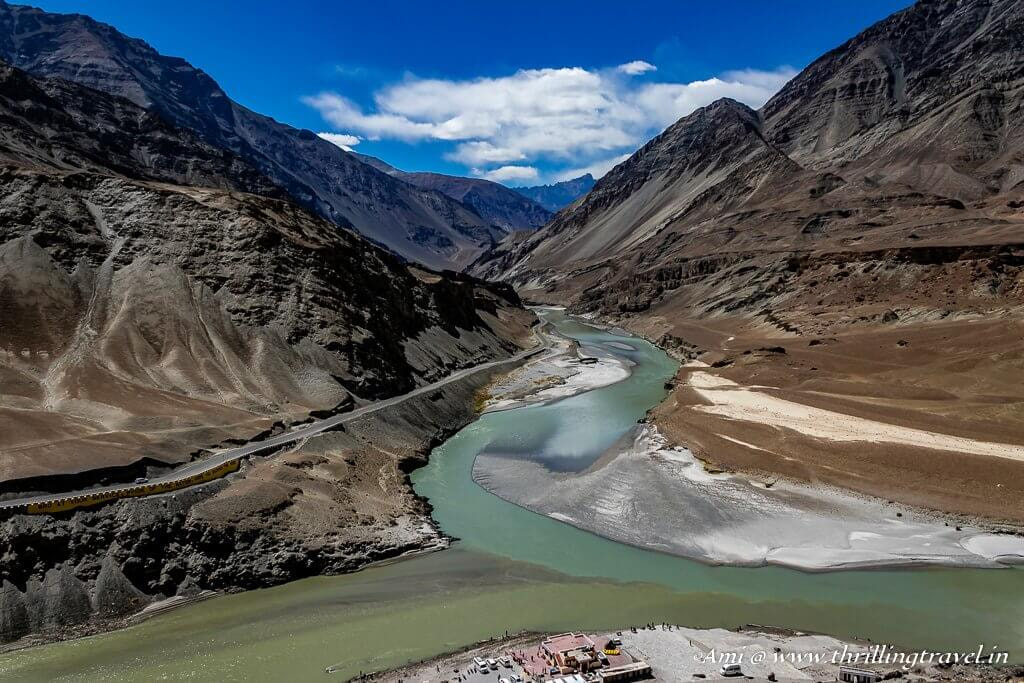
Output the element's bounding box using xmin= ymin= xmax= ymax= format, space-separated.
xmin=0 ymin=332 xmax=552 ymax=511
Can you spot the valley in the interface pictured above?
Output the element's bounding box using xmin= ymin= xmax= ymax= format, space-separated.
xmin=2 ymin=311 xmax=1022 ymax=681
xmin=475 ymin=0 xmax=1024 ymax=525
xmin=1 ymin=0 xmax=1023 ymax=678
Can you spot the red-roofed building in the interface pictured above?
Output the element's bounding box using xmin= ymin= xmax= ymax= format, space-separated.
xmin=541 ymin=633 xmax=598 ymax=672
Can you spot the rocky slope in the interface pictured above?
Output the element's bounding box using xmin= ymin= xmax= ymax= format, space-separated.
xmin=0 ymin=46 xmax=537 ymax=645
xmin=0 ymin=1 xmax=506 ymax=270
xmin=513 ymin=174 xmax=596 ymax=212
xmin=475 ymin=0 xmax=1024 ymax=521
xmin=352 ymin=153 xmax=552 ymax=231
xmin=0 ymin=59 xmax=534 ymax=489
xmin=0 ymin=355 xmax=517 ymax=646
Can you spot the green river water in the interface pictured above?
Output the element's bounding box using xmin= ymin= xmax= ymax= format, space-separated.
xmin=2 ymin=310 xmax=1021 ymax=681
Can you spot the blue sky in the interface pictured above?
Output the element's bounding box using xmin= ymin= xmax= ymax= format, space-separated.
xmin=35 ymin=0 xmax=910 ymax=185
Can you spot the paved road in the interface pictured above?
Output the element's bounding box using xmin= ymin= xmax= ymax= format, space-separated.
xmin=1 ymin=333 xmax=552 ymax=510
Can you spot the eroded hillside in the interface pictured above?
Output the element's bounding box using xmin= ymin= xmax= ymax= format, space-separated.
xmin=474 ymin=0 xmax=1024 ymax=521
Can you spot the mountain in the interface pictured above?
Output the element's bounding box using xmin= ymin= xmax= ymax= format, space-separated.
xmin=513 ymin=174 xmax=595 ymax=212
xmin=0 ymin=1 xmax=505 ymax=270
xmin=481 ymin=0 xmax=1024 ymax=287
xmin=0 ymin=48 xmax=536 ymax=640
xmin=475 ymin=0 xmax=1024 ymax=521
xmin=0 ymin=57 xmax=532 ymax=486
xmin=0 ymin=62 xmax=278 ymax=195
xmin=352 ymin=153 xmax=552 ymax=230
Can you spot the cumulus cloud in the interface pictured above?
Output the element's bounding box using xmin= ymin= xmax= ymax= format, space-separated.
xmin=446 ymin=141 xmax=526 ymax=165
xmin=472 ymin=165 xmax=540 ymax=183
xmin=317 ymin=132 xmax=361 ymax=151
xmin=616 ymin=60 xmax=657 ymax=75
xmin=304 ymin=94 xmax=436 ymax=140
xmin=305 ymin=64 xmax=796 ymax=182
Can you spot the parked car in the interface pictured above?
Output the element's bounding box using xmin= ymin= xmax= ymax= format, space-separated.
xmin=474 ymin=658 xmax=486 ymax=668
xmin=510 ymin=674 xmax=523 ymax=683
xmin=720 ymin=663 xmax=742 ymax=677
xmin=133 ymin=477 xmax=149 ymax=484
xmin=487 ymin=658 xmax=498 ymax=668
xmin=499 ymin=657 xmax=512 ymax=668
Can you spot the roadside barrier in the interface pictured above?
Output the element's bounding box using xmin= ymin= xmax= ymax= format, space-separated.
xmin=23 ymin=459 xmax=241 ymax=514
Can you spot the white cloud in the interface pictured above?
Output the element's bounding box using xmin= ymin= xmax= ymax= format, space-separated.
xmin=472 ymin=165 xmax=539 ymax=183
xmin=720 ymin=68 xmax=795 ymax=90
xmin=305 ymin=64 xmax=796 ymax=181
xmin=616 ymin=60 xmax=657 ymax=76
xmin=553 ymin=153 xmax=632 ymax=182
xmin=304 ymin=94 xmax=436 ymax=140
xmin=316 ymin=132 xmax=361 ymax=151
xmin=634 ymin=68 xmax=797 ymax=130
xmin=445 ymin=141 xmax=526 ymax=165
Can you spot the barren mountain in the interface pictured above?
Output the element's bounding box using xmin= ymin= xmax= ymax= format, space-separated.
xmin=0 ymin=60 xmax=533 ymax=488
xmin=352 ymin=153 xmax=552 ymax=231
xmin=476 ymin=0 xmax=1024 ymax=521
xmin=512 ymin=173 xmax=596 ymax=212
xmin=0 ymin=44 xmax=536 ymax=642
xmin=0 ymin=1 xmax=506 ymax=270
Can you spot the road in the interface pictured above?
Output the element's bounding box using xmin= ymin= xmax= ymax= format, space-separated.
xmin=0 ymin=331 xmax=553 ymax=510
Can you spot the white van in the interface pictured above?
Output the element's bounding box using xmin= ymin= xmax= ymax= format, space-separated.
xmin=720 ymin=663 xmax=742 ymax=677
xmin=487 ymin=658 xmax=498 ymax=668
xmin=473 ymin=657 xmax=486 ymax=668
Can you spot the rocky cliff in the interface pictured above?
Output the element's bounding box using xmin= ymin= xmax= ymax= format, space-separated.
xmin=0 ymin=1 xmax=506 ymax=270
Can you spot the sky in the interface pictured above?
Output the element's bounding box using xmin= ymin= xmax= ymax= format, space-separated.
xmin=34 ymin=0 xmax=910 ymax=185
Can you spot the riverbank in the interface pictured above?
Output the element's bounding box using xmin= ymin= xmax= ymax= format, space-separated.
xmin=0 ymin=337 xmax=539 ymax=649
xmin=470 ymin=313 xmax=1024 ymax=571
xmin=480 ymin=320 xmax=631 ymax=413
xmin=5 ymin=309 xmax=1024 ymax=678
xmin=368 ymin=625 xmax=1017 ymax=683
xmin=475 ymin=423 xmax=1024 ymax=570
xmin=603 ymin=310 xmax=1024 ymax=526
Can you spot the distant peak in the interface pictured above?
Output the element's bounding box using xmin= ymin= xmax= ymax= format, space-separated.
xmin=701 ymin=97 xmax=759 ymax=119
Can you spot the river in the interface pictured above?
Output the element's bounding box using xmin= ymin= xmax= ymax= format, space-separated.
xmin=2 ymin=310 xmax=1021 ymax=681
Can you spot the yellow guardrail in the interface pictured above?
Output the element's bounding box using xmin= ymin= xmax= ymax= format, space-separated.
xmin=25 ymin=459 xmax=241 ymax=514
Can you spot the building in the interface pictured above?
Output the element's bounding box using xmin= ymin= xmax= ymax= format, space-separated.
xmin=598 ymin=662 xmax=652 ymax=683
xmin=838 ymin=666 xmax=882 ymax=683
xmin=541 ymin=633 xmax=598 ymax=672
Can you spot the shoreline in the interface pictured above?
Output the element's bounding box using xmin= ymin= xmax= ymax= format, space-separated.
xmin=470 ymin=314 xmax=1024 ymax=572
xmin=0 ymin=335 xmax=545 ymax=653
xmin=362 ymin=624 xmax=1014 ymax=683
xmin=479 ymin=321 xmax=633 ymax=414
xmin=472 ymin=418 xmax=1024 ymax=572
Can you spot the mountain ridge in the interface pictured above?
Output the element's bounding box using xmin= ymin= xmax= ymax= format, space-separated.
xmin=471 ymin=0 xmax=1024 ymax=525
xmin=0 ymin=0 xmax=505 ymax=270
xmin=350 ymin=152 xmax=552 ymax=230
xmin=0 ymin=54 xmax=533 ymax=484
xmin=513 ymin=173 xmax=596 ymax=212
